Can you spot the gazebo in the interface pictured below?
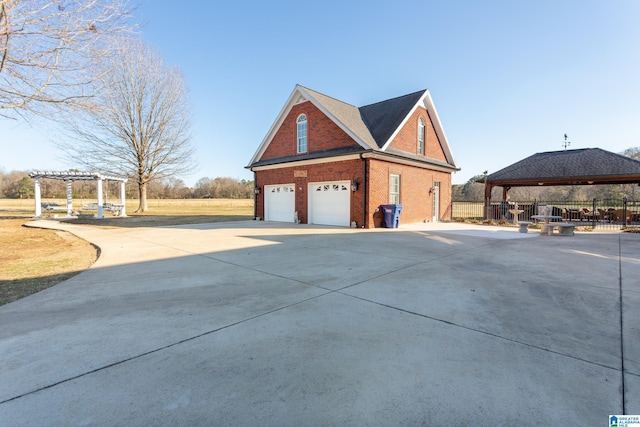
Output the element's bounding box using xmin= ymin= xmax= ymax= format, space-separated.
xmin=480 ymin=148 xmax=640 ymax=217
xmin=29 ymin=171 xmax=128 ymax=219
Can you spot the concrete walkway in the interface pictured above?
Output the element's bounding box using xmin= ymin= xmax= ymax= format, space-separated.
xmin=0 ymin=220 xmax=638 ymax=425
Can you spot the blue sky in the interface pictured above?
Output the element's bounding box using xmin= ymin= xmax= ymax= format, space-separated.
xmin=1 ymin=0 xmax=639 ymax=186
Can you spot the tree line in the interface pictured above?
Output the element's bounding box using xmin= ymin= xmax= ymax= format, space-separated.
xmin=453 ymin=179 xmax=640 ymax=203
xmin=0 ymin=171 xmax=255 ymax=200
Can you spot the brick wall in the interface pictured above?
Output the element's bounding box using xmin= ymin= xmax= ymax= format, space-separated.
xmin=256 ymin=158 xmax=452 ymax=228
xmin=255 ymin=159 xmax=365 ymax=226
xmin=388 ymin=107 xmax=448 ymax=162
xmin=261 ymin=101 xmax=360 ymax=160
xmin=367 ymin=159 xmax=452 ymax=227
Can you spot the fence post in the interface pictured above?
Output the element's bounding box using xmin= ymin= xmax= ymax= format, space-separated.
xmin=592 ymin=198 xmax=597 ymax=227
xmin=623 ymin=197 xmax=628 ymax=227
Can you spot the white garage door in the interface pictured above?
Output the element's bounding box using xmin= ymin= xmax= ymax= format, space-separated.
xmin=264 ymin=184 xmax=295 ymax=223
xmin=308 ymin=181 xmax=351 ymax=227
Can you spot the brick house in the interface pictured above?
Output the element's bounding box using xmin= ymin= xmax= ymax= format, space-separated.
xmin=246 ymin=85 xmax=459 ymax=228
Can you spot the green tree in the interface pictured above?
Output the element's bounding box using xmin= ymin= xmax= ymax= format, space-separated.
xmin=16 ymin=176 xmax=33 ymax=198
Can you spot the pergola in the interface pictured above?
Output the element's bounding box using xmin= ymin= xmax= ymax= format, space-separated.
xmin=29 ymin=171 xmax=128 ymax=219
xmin=480 ymin=148 xmax=640 ymax=216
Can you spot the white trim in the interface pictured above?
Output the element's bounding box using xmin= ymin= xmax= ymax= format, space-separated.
xmin=422 ymin=91 xmax=456 ymax=167
xmin=248 ymin=86 xmax=302 ymax=165
xmin=417 ymin=116 xmax=425 ymax=155
xmin=29 ymin=170 xmax=127 ymax=182
xmin=380 ymin=90 xmax=457 ymax=168
xmin=248 ymin=85 xmax=372 ymax=166
xmin=380 ymin=91 xmax=426 ymax=151
xmin=389 ymin=174 xmax=400 ymax=204
xmin=432 ymin=181 xmax=440 ymax=222
xmin=296 ymin=86 xmax=373 ymax=151
xmin=363 ymin=152 xmax=458 ymax=173
xmin=296 ymin=114 xmax=307 ymax=153
xmin=250 ymin=151 xmax=458 ymax=173
xmin=250 ymin=154 xmax=362 ymax=171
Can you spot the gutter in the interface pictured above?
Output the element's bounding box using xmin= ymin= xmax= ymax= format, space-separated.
xmin=360 ymin=151 xmax=460 ymax=173
xmin=360 ymin=153 xmax=367 ymax=228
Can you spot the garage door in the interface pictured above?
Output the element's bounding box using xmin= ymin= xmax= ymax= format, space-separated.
xmin=308 ymin=181 xmax=351 ymax=227
xmin=264 ymin=184 xmax=295 ymax=222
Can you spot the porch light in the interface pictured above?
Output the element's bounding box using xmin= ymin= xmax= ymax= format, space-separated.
xmin=254 ymin=186 xmax=261 ymax=195
xmin=351 ymin=181 xmax=358 ymax=192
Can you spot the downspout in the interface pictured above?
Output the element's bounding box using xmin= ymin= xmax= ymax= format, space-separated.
xmin=360 ymin=153 xmax=367 ymax=228
xmin=252 ymin=169 xmax=257 ymax=220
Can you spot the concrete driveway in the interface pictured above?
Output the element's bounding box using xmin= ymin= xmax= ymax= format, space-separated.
xmin=0 ymin=220 xmax=638 ymax=426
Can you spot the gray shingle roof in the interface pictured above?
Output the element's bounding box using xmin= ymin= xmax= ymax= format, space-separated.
xmin=299 ymin=86 xmax=379 ymax=150
xmin=486 ymin=148 xmax=640 ymax=185
xmin=359 ymin=90 xmax=426 ymax=148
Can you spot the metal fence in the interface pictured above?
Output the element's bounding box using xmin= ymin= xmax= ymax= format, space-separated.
xmin=450 ymin=198 xmax=640 ymax=229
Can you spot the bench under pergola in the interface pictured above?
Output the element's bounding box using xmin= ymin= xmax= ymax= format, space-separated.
xmin=29 ymin=171 xmax=128 ymax=219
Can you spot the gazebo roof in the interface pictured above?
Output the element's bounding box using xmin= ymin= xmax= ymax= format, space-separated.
xmin=29 ymin=170 xmax=128 ymax=182
xmin=482 ymin=148 xmax=640 ymax=187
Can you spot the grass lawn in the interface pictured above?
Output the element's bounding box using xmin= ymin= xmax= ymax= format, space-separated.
xmin=0 ymin=198 xmax=254 ymax=305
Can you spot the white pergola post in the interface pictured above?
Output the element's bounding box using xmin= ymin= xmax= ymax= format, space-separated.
xmin=34 ymin=179 xmax=42 ymax=218
xmin=66 ymin=180 xmax=73 ymax=216
xmin=96 ymin=178 xmax=104 ymax=219
xmin=120 ymin=181 xmax=127 ymax=217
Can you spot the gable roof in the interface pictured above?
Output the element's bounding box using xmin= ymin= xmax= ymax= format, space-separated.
xmin=359 ymin=90 xmax=425 ymax=148
xmin=299 ymin=86 xmax=379 ymax=150
xmin=484 ymin=148 xmax=640 ymax=186
xmin=247 ymin=85 xmax=458 ymax=170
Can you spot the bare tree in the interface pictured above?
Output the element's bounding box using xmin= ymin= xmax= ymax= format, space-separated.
xmin=622 ymin=146 xmax=640 ymax=161
xmin=59 ymin=35 xmax=196 ymax=212
xmin=0 ymin=0 xmax=132 ymax=118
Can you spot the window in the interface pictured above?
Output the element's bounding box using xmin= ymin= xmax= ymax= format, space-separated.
xmin=389 ymin=174 xmax=400 ymax=204
xmin=297 ymin=114 xmax=307 ymax=153
xmin=417 ymin=117 xmax=425 ymax=155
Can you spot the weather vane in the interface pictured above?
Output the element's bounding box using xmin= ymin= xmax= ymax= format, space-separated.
xmin=562 ymin=134 xmax=571 ymax=150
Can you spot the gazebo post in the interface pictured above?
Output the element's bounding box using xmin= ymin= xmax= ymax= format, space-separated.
xmin=96 ymin=178 xmax=104 ymax=219
xmin=484 ymin=183 xmax=493 ymax=220
xmin=502 ymin=186 xmax=510 ymax=201
xmin=34 ymin=179 xmax=42 ymax=218
xmin=119 ymin=181 xmax=127 ymax=217
xmin=65 ymin=180 xmax=73 ymax=216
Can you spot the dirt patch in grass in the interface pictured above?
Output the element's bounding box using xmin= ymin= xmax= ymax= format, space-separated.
xmin=0 ymin=218 xmax=98 ymax=306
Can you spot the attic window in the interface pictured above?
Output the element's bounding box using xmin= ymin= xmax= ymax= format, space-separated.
xmin=417 ymin=117 xmax=425 ymax=155
xmin=297 ymin=114 xmax=307 ymax=153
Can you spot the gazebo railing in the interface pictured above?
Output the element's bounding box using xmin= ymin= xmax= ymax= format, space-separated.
xmin=451 ymin=198 xmax=640 ymax=229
